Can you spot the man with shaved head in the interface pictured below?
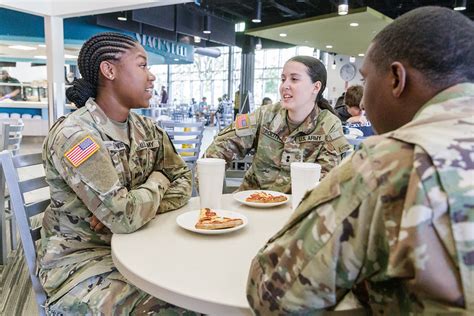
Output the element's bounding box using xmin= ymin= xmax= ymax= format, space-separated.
xmin=247 ymin=6 xmax=474 ymax=315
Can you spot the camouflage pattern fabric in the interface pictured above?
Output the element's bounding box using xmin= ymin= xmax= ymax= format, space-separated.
xmin=46 ymin=271 xmax=196 ymax=316
xmin=39 ymin=98 xmax=192 ymax=313
xmin=247 ymin=83 xmax=474 ymax=315
xmin=205 ymin=102 xmax=351 ymax=193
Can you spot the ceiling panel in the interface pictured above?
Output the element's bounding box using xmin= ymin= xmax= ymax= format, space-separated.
xmin=246 ymin=7 xmax=392 ymax=57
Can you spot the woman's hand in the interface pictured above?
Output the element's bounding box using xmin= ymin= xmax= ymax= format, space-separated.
xmin=90 ymin=215 xmax=106 ymax=232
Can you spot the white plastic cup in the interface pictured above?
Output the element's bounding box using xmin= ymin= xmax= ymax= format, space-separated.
xmin=291 ymin=162 xmax=321 ymax=210
xmin=197 ymin=158 xmax=226 ymax=209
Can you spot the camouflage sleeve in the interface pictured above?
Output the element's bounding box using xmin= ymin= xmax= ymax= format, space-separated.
xmin=246 ymin=138 xmax=414 ymax=314
xmin=318 ymin=118 xmax=351 ymax=179
xmin=50 ymin=129 xmax=170 ymax=234
xmin=153 ymin=131 xmax=192 ymax=213
xmin=204 ymin=108 xmax=262 ymax=166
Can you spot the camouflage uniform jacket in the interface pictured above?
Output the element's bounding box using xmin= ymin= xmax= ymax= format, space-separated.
xmin=39 ymin=99 xmax=192 ymax=304
xmin=247 ymin=83 xmax=474 ymax=315
xmin=205 ymin=102 xmax=351 ymax=193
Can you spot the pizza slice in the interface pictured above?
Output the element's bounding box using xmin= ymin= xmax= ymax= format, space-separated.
xmin=245 ymin=191 xmax=287 ymax=203
xmin=195 ymin=208 xmax=243 ymax=230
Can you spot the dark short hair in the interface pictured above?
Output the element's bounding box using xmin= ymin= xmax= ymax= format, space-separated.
xmin=344 ymin=85 xmax=363 ymax=108
xmin=66 ymin=32 xmax=138 ymax=108
xmin=370 ymin=6 xmax=474 ymax=88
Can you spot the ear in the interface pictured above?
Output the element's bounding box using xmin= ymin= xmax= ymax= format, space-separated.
xmin=313 ymin=81 xmax=322 ymax=95
xmin=99 ymin=61 xmax=116 ymax=80
xmin=390 ymin=62 xmax=406 ymax=98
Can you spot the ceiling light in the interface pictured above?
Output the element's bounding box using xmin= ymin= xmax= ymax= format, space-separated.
xmin=252 ymin=0 xmax=262 ymax=23
xmin=326 ymin=45 xmax=333 ymax=49
xmin=194 ymin=36 xmax=201 ymax=43
xmin=235 ymin=22 xmax=246 ymax=32
xmin=203 ymin=15 xmax=211 ymax=34
xmin=349 ymin=56 xmax=356 ymax=63
xmin=8 ymin=45 xmax=37 ymax=51
xmin=279 ymin=33 xmax=287 ymax=37
xmin=358 ymin=53 xmax=365 ymax=57
xmin=349 ymin=22 xmax=359 ymax=27
xmin=34 ymin=55 xmax=47 ymax=59
xmin=64 ymin=54 xmax=78 ymax=59
xmin=338 ymin=0 xmax=349 ymax=15
xmin=255 ymin=38 xmax=262 ymax=50
xmin=454 ymin=0 xmax=466 ymax=11
xmin=117 ymin=12 xmax=127 ymax=21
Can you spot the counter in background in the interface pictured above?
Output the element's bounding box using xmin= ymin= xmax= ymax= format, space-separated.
xmin=0 ymin=100 xmax=76 ymax=136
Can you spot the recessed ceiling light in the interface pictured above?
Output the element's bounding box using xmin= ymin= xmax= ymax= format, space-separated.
xmin=358 ymin=53 xmax=365 ymax=57
xmin=279 ymin=33 xmax=287 ymax=37
xmin=454 ymin=0 xmax=466 ymax=11
xmin=8 ymin=45 xmax=37 ymax=51
xmin=350 ymin=22 xmax=359 ymax=27
xmin=326 ymin=45 xmax=333 ymax=49
xmin=117 ymin=16 xmax=127 ymax=21
xmin=34 ymin=55 xmax=47 ymax=59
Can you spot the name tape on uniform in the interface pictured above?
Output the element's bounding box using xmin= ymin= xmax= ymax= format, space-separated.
xmin=296 ymin=135 xmax=324 ymax=143
xmin=64 ymin=136 xmax=100 ymax=167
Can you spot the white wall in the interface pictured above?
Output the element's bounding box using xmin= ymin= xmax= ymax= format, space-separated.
xmin=3 ymin=62 xmax=47 ymax=83
xmin=326 ymin=54 xmax=364 ymax=105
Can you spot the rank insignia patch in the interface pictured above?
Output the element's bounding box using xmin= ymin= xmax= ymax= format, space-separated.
xmin=64 ymin=136 xmax=100 ymax=167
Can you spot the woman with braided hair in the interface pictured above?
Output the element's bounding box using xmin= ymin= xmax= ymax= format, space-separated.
xmin=40 ymin=32 xmax=194 ymax=314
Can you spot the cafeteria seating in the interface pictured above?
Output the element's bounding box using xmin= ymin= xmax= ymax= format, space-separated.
xmin=0 ymin=150 xmax=48 ymax=315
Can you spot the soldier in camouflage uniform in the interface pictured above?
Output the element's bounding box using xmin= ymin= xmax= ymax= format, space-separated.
xmin=205 ymin=56 xmax=351 ymax=193
xmin=39 ymin=32 xmax=194 ymax=315
xmin=247 ymin=7 xmax=474 ymax=315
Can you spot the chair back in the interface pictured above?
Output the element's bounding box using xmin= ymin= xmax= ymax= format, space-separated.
xmin=160 ymin=121 xmax=205 ymax=166
xmin=0 ymin=150 xmax=48 ymax=315
xmin=1 ymin=120 xmax=24 ymax=155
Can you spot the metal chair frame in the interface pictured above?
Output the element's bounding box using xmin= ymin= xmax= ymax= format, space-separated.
xmin=0 ymin=150 xmax=48 ymax=315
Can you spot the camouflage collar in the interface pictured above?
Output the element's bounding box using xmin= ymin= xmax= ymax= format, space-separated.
xmin=414 ymin=83 xmax=474 ymax=120
xmin=267 ymin=104 xmax=322 ymax=138
xmin=85 ymin=98 xmax=131 ymax=145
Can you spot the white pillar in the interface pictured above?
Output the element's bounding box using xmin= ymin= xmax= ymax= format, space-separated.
xmin=44 ymin=16 xmax=65 ymax=127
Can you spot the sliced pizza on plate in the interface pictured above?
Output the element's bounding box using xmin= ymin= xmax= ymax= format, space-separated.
xmin=195 ymin=208 xmax=244 ymax=230
xmin=245 ymin=191 xmax=287 ymax=203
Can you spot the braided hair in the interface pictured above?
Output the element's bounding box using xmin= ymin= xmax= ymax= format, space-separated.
xmin=66 ymin=32 xmax=138 ymax=108
xmin=286 ymin=56 xmax=336 ymax=115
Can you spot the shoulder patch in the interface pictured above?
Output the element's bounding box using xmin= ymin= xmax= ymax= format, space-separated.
xmin=235 ymin=114 xmax=250 ymax=129
xmin=64 ymin=136 xmax=100 ymax=167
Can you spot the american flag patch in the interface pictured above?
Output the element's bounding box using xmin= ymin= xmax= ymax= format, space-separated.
xmin=64 ymin=136 xmax=100 ymax=167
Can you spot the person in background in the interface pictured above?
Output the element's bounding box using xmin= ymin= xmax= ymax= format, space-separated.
xmin=261 ymin=97 xmax=272 ymax=106
xmin=204 ymin=56 xmax=351 ymax=193
xmin=40 ymin=32 xmax=193 ymax=315
xmin=344 ymin=85 xmax=375 ymax=137
xmin=345 ymin=85 xmax=365 ymax=124
xmin=160 ymin=85 xmax=168 ymax=105
xmin=335 ymin=91 xmax=351 ymax=122
xmin=234 ymin=85 xmax=240 ymax=119
xmin=247 ymin=6 xmax=474 ymax=315
xmin=0 ymin=70 xmax=22 ymax=101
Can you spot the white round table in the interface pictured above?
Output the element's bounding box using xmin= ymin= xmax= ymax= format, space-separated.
xmin=112 ymin=194 xmax=292 ymax=315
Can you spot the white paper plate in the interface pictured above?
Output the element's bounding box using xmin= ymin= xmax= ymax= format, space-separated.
xmin=176 ymin=210 xmax=248 ymax=235
xmin=233 ymin=190 xmax=289 ymax=208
